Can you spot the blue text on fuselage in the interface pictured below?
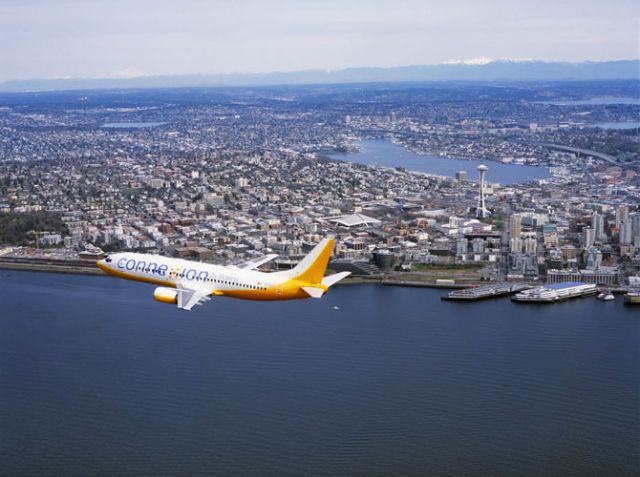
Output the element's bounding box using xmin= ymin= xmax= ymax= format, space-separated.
xmin=116 ymin=257 xmax=209 ymax=281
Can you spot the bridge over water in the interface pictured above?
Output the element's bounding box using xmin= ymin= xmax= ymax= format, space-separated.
xmin=540 ymin=143 xmax=638 ymax=171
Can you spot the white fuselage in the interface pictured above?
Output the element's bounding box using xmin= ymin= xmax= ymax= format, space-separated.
xmin=97 ymin=252 xmax=312 ymax=301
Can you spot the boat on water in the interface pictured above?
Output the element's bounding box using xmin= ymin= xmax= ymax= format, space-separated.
xmin=624 ymin=292 xmax=640 ymax=305
xmin=597 ymin=291 xmax=615 ymax=301
xmin=512 ymin=281 xmax=597 ymax=303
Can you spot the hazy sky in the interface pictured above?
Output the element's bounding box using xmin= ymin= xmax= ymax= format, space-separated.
xmin=0 ymin=0 xmax=637 ymax=81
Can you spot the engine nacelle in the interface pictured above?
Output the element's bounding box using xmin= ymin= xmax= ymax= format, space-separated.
xmin=153 ymin=287 xmax=178 ymax=305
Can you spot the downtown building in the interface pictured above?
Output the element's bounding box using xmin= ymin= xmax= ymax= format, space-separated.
xmin=546 ymin=268 xmax=619 ymax=286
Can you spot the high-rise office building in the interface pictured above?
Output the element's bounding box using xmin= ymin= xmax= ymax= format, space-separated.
xmin=509 ymin=213 xmax=522 ymax=238
xmin=509 ymin=237 xmax=523 ymax=253
xmin=616 ymin=204 xmax=628 ymax=228
xmin=524 ymin=237 xmax=537 ymax=254
xmin=631 ymin=213 xmax=640 ymax=239
xmin=585 ymin=248 xmax=603 ymax=270
xmin=591 ymin=212 xmax=605 ymax=241
xmin=620 ymin=221 xmax=633 ymax=245
xmin=582 ymin=227 xmax=595 ymax=248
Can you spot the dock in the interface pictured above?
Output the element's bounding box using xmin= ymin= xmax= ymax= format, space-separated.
xmin=441 ymin=283 xmax=534 ymax=301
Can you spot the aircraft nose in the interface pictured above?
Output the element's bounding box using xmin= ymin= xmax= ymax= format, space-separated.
xmin=96 ymin=255 xmax=112 ymax=270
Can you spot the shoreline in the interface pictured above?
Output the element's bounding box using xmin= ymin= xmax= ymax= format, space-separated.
xmin=0 ymin=260 xmax=105 ymax=276
xmin=0 ymin=259 xmax=482 ymax=289
xmin=3 ymin=260 xmax=636 ymax=296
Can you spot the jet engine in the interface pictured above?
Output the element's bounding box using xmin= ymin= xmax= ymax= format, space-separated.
xmin=153 ymin=287 xmax=178 ymax=304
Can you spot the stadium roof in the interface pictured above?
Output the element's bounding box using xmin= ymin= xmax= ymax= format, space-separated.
xmin=329 ymin=213 xmax=382 ymax=228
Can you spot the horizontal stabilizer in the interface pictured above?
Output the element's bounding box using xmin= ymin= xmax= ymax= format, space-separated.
xmin=301 ymin=286 xmax=325 ymax=298
xmin=321 ymin=272 xmax=351 ymax=288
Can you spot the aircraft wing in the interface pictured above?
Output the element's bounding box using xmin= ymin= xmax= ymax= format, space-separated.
xmin=176 ymin=283 xmax=212 ymax=311
xmin=230 ymin=253 xmax=278 ymax=271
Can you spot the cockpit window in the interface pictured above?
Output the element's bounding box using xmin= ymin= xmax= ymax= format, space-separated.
xmin=105 ymin=256 xmax=112 ymax=263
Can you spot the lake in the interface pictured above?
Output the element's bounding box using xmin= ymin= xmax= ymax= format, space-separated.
xmin=596 ymin=122 xmax=640 ymax=130
xmin=1 ymin=270 xmax=638 ymax=476
xmin=328 ymin=139 xmax=551 ymax=185
xmin=539 ymin=97 xmax=640 ymax=106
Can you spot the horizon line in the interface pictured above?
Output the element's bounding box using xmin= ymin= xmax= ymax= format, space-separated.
xmin=2 ymin=58 xmax=639 ymax=84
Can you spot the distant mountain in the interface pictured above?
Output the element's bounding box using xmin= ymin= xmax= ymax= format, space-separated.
xmin=0 ymin=60 xmax=638 ymax=92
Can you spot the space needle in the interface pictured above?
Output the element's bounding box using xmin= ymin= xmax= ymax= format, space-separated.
xmin=476 ymin=164 xmax=489 ymax=218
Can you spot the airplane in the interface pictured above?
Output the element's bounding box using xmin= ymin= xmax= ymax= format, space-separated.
xmin=96 ymin=237 xmax=350 ymax=311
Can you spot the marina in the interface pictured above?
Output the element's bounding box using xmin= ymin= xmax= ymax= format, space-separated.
xmin=512 ymin=282 xmax=598 ymax=303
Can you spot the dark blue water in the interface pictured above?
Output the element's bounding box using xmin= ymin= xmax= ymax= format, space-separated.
xmin=1 ymin=271 xmax=638 ymax=476
xmin=329 ymin=140 xmax=551 ymax=185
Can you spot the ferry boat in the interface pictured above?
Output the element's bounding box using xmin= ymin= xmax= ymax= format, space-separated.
xmin=512 ymin=281 xmax=597 ymax=303
xmin=624 ymin=292 xmax=640 ymax=305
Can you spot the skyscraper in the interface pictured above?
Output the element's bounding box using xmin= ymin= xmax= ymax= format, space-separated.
xmin=509 ymin=213 xmax=522 ymax=238
xmin=620 ymin=221 xmax=633 ymax=245
xmin=582 ymin=227 xmax=595 ymax=248
xmin=509 ymin=237 xmax=523 ymax=253
xmin=631 ymin=213 xmax=640 ymax=239
xmin=616 ymin=204 xmax=628 ymax=228
xmin=585 ymin=248 xmax=602 ymax=270
xmin=591 ymin=212 xmax=605 ymax=241
xmin=524 ymin=237 xmax=537 ymax=254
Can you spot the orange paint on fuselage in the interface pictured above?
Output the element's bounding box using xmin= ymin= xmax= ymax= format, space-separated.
xmin=222 ymin=280 xmax=318 ymax=301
